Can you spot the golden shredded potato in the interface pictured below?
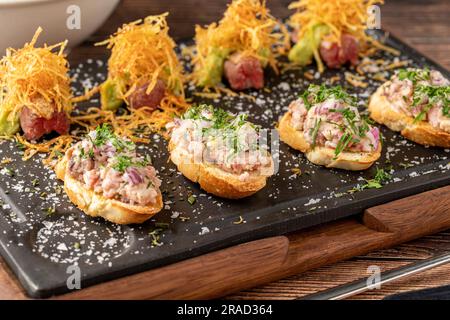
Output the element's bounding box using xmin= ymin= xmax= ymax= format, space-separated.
xmin=96 ymin=12 xmax=185 ymax=98
xmin=288 ymin=0 xmax=400 ymax=72
xmin=289 ymin=0 xmax=383 ymax=44
xmin=192 ymin=0 xmax=290 ymax=88
xmin=92 ymin=13 xmax=189 ymax=133
xmin=0 ymin=27 xmax=72 ymax=120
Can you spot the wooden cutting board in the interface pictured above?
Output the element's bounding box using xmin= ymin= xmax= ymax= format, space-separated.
xmin=1 ymin=185 xmax=448 ymax=300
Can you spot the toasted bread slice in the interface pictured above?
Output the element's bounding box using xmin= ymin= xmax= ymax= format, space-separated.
xmin=368 ymin=85 xmax=450 ymax=148
xmin=168 ymin=141 xmax=273 ymax=199
xmin=55 ymin=148 xmax=163 ymax=225
xmin=278 ymin=112 xmax=381 ymax=170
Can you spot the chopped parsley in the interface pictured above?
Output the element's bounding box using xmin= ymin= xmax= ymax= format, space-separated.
xmin=92 ymin=124 xmax=135 ymax=152
xmin=411 ymin=85 xmax=449 ymax=122
xmin=334 ymin=132 xmax=353 ymax=159
xmin=301 ymin=84 xmax=357 ymax=110
xmin=310 ymin=118 xmax=321 ymax=148
xmin=187 ymin=195 xmax=196 ymax=205
xmin=43 ymin=206 xmax=56 ymax=216
xmin=397 ymin=69 xmax=449 ymax=121
xmin=398 ymin=68 xmax=430 ymax=84
xmin=351 ymin=168 xmax=392 ymax=192
xmin=112 ymin=155 xmax=149 ymax=173
xmin=300 ymin=85 xmax=374 ymax=158
xmin=149 ymin=228 xmax=164 ymax=247
xmin=4 ymin=167 xmax=14 ymax=177
xmin=182 ymin=104 xmax=261 ymax=155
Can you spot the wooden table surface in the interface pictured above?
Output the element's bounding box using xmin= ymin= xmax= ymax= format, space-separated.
xmin=48 ymin=0 xmax=450 ymax=300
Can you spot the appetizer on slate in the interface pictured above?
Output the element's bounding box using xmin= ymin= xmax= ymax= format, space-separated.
xmin=0 ymin=27 xmax=72 ymax=140
xmin=167 ymin=105 xmax=274 ymax=198
xmin=287 ymin=0 xmax=394 ymax=72
xmin=97 ymin=13 xmax=187 ymax=126
xmin=278 ymin=85 xmax=381 ymax=170
xmin=192 ymin=0 xmax=289 ymax=91
xmin=369 ymin=68 xmax=450 ymax=147
xmin=56 ymin=125 xmax=163 ymax=225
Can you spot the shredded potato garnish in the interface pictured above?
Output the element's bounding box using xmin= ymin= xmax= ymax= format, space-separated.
xmin=192 ymin=0 xmax=290 ymax=89
xmin=345 ymin=72 xmax=368 ymax=88
xmin=95 ymin=13 xmax=185 ymax=99
xmin=288 ymin=0 xmax=400 ymax=72
xmin=91 ymin=13 xmax=189 ymax=134
xmin=16 ymin=134 xmax=74 ymax=165
xmin=0 ymin=27 xmax=74 ymax=165
xmin=5 ymin=17 xmax=190 ymax=165
xmin=0 ymin=27 xmax=72 ymax=120
xmin=17 ymin=93 xmax=190 ymax=166
xmin=72 ymin=94 xmax=189 ymax=141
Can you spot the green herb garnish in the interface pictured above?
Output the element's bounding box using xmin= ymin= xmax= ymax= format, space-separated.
xmin=187 ymin=195 xmax=196 ymax=205
xmin=182 ymin=104 xmax=260 ymax=156
xmin=398 ymin=68 xmax=430 ymax=84
xmin=301 ymin=84 xmax=357 ymax=110
xmin=92 ymin=124 xmax=135 ymax=152
xmin=310 ymin=118 xmax=321 ymax=148
xmin=411 ymin=85 xmax=449 ymax=122
xmin=334 ymin=132 xmax=352 ymax=159
xmin=112 ymin=155 xmax=133 ymax=172
xmin=44 ymin=206 xmax=56 ymax=216
xmin=4 ymin=168 xmax=14 ymax=177
xmin=361 ymin=168 xmax=392 ymax=190
xmin=397 ymin=69 xmax=449 ymax=121
xmin=149 ymin=228 xmax=164 ymax=247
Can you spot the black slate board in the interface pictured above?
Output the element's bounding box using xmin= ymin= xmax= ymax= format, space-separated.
xmin=0 ymin=31 xmax=449 ymax=298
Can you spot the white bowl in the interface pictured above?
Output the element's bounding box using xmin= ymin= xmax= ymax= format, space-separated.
xmin=0 ymin=0 xmax=120 ymax=54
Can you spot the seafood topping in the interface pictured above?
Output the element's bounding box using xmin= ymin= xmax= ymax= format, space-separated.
xmin=319 ymin=34 xmax=359 ymax=69
xmin=383 ymin=69 xmax=450 ymax=132
xmin=129 ymin=79 xmax=166 ymax=110
xmin=67 ymin=125 xmax=161 ymax=206
xmin=289 ymin=85 xmax=379 ymax=158
xmin=19 ymin=106 xmax=70 ymax=141
xmin=224 ymin=53 xmax=264 ymax=91
xmin=167 ymin=105 xmax=273 ymax=180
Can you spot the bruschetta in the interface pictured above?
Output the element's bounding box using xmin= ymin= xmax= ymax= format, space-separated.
xmin=278 ymin=85 xmax=381 ymax=170
xmin=368 ymin=68 xmax=450 ymax=148
xmin=56 ymin=125 xmax=163 ymax=224
xmin=166 ymin=105 xmax=274 ymax=199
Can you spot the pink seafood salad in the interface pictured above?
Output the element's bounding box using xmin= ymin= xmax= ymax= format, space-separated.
xmin=382 ymin=68 xmax=449 ymax=132
xmin=67 ymin=125 xmax=161 ymax=206
xmin=288 ymin=85 xmax=380 ymax=158
xmin=167 ymin=105 xmax=273 ymax=181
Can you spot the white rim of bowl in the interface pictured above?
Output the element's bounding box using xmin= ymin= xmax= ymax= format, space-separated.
xmin=0 ymin=0 xmax=69 ymax=8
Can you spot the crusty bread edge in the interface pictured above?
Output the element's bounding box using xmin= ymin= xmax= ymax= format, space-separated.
xmin=278 ymin=112 xmax=382 ymax=171
xmin=168 ymin=141 xmax=273 ymax=199
xmin=56 ymin=148 xmax=163 ymax=225
xmin=368 ymin=84 xmax=450 ymax=148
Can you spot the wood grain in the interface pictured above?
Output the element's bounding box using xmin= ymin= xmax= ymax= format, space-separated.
xmin=0 ymin=186 xmax=449 ymax=300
